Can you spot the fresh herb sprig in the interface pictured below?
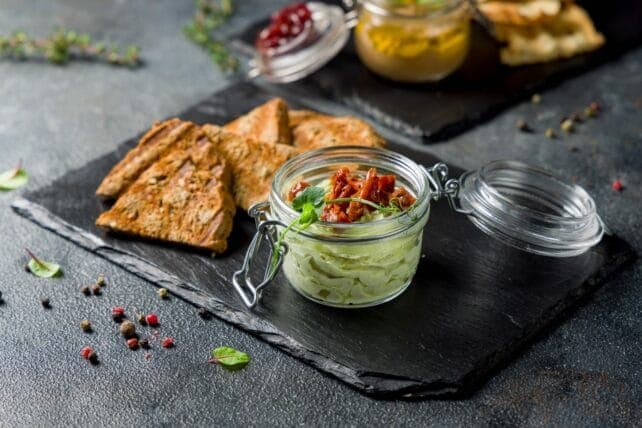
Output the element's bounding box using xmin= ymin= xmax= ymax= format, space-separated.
xmin=0 ymin=161 xmax=28 ymax=191
xmin=25 ymin=248 xmax=62 ymax=278
xmin=183 ymin=0 xmax=237 ymax=71
xmin=210 ymin=346 xmax=250 ymax=370
xmin=0 ymin=29 xmax=140 ymax=67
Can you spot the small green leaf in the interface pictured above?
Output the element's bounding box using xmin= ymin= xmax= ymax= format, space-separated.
xmin=0 ymin=166 xmax=28 ymax=190
xmin=292 ymin=186 xmax=325 ymax=211
xmin=25 ymin=249 xmax=61 ymax=278
xmin=211 ymin=346 xmax=250 ymax=369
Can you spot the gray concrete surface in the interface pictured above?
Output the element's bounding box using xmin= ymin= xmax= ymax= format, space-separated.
xmin=0 ymin=0 xmax=640 ymax=426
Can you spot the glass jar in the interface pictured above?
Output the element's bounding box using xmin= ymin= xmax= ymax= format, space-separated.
xmin=354 ymin=0 xmax=471 ymax=82
xmin=233 ymin=147 xmax=604 ymax=309
xmin=268 ymin=146 xmax=431 ymax=307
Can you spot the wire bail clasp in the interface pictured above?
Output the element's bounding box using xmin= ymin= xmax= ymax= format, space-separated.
xmin=424 ymin=163 xmax=470 ymax=214
xmin=232 ymin=202 xmax=288 ymax=308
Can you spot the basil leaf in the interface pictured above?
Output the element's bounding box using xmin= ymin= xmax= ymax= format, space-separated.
xmin=0 ymin=167 xmax=28 ymax=191
xmin=211 ymin=346 xmax=250 ymax=369
xmin=292 ymin=186 xmax=325 ymax=211
xmin=26 ymin=249 xmax=62 ymax=278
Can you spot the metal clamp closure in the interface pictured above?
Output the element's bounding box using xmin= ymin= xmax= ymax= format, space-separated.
xmin=424 ymin=163 xmax=470 ymax=215
xmin=232 ymin=202 xmax=288 ymax=308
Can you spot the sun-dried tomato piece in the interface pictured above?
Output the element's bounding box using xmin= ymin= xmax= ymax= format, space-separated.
xmin=287 ymin=180 xmax=310 ymax=201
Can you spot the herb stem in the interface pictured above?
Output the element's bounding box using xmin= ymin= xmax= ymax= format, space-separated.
xmin=25 ymin=248 xmax=45 ymax=269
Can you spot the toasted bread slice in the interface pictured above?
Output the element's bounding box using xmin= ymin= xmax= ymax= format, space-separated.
xmin=290 ymin=114 xmax=386 ymax=151
xmin=478 ymin=0 xmax=561 ymax=26
xmin=288 ymin=109 xmax=332 ymax=128
xmin=494 ymin=3 xmax=605 ymax=66
xmin=202 ymin=124 xmax=299 ymax=211
xmin=223 ymin=98 xmax=292 ymax=145
xmin=96 ymin=130 xmax=235 ymax=253
xmin=96 ymin=119 xmax=198 ymax=199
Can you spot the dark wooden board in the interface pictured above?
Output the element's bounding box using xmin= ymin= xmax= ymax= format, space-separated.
xmin=12 ymin=82 xmax=634 ymax=398
xmin=232 ymin=0 xmax=642 ymax=141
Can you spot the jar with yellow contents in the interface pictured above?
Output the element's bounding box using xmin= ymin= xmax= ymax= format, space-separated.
xmin=353 ymin=0 xmax=471 ymax=82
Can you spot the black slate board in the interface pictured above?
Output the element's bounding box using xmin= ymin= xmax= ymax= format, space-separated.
xmin=12 ymin=82 xmax=634 ymax=398
xmin=232 ymin=0 xmax=642 ymax=141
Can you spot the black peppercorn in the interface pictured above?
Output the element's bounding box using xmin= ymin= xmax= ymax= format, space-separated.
xmin=41 ymin=297 xmax=51 ymax=309
xmin=81 ymin=286 xmax=91 ymax=296
xmin=198 ymin=307 xmax=212 ymax=319
xmin=139 ymin=338 xmax=150 ymax=349
xmin=91 ymin=284 xmax=101 ymax=295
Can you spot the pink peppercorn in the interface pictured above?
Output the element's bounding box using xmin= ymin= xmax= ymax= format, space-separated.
xmin=127 ymin=338 xmax=139 ymax=349
xmin=145 ymin=313 xmax=159 ymax=327
xmin=80 ymin=346 xmax=94 ymax=359
xmin=612 ymin=179 xmax=623 ymax=192
xmin=111 ymin=306 xmax=125 ymax=317
xmin=161 ymin=337 xmax=174 ymax=348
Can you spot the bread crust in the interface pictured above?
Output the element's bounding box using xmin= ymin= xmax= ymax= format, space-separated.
xmin=223 ymin=98 xmax=292 ymax=145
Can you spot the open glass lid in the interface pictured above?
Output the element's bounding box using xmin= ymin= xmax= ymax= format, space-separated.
xmin=248 ymin=2 xmax=353 ymax=83
xmin=428 ymin=160 xmax=605 ymax=257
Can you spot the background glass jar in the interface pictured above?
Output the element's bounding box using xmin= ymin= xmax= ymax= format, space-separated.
xmin=354 ymin=0 xmax=471 ymax=82
xmin=268 ymin=147 xmax=431 ymax=308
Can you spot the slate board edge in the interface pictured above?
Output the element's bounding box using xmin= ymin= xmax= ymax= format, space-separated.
xmin=11 ymin=196 xmax=636 ymax=399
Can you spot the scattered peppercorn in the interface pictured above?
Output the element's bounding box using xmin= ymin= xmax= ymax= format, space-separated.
xmin=80 ymin=319 xmax=92 ymax=332
xmin=531 ymin=93 xmax=541 ymax=104
xmin=91 ymin=284 xmax=101 ymax=295
xmin=612 ymin=179 xmax=623 ymax=192
xmin=569 ymin=145 xmax=579 ymax=153
xmin=516 ymin=119 xmax=531 ymax=132
xmin=24 ymin=264 xmax=30 ymax=272
xmin=80 ymin=346 xmax=98 ymax=364
xmin=0 ymin=290 xmax=4 ymax=305
xmin=137 ymin=313 xmax=147 ymax=325
xmin=198 ymin=307 xmax=212 ymax=320
xmin=41 ymin=297 xmax=51 ymax=309
xmin=561 ymin=119 xmax=574 ymax=133
xmin=119 ymin=320 xmax=136 ymax=338
xmin=127 ymin=338 xmax=139 ymax=349
xmin=157 ymin=288 xmax=169 ymax=299
xmin=589 ymin=101 xmax=600 ymax=111
xmin=161 ymin=337 xmax=174 ymax=348
xmin=545 ymin=128 xmax=556 ymax=139
xmin=569 ymin=113 xmax=583 ymax=123
xmin=96 ymin=275 xmax=106 ymax=287
xmin=81 ymin=285 xmax=91 ymax=296
xmin=145 ymin=313 xmax=159 ymax=327
xmin=139 ymin=338 xmax=150 ymax=349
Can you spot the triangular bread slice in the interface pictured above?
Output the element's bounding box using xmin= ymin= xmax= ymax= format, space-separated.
xmin=96 ymin=119 xmax=198 ymax=199
xmin=201 ymin=124 xmax=299 ymax=211
xmin=289 ymin=112 xmax=386 ymax=151
xmin=494 ymin=3 xmax=605 ymax=66
xmin=223 ymin=98 xmax=291 ymax=145
xmin=96 ymin=129 xmax=235 ymax=253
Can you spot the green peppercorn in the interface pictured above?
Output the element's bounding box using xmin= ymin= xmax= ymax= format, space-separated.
xmin=517 ymin=119 xmax=531 ymax=132
xmin=96 ymin=275 xmax=106 ymax=287
xmin=157 ymin=288 xmax=169 ymax=299
xmin=119 ymin=320 xmax=136 ymax=338
xmin=561 ymin=119 xmax=574 ymax=133
xmin=137 ymin=313 xmax=147 ymax=325
xmin=80 ymin=319 xmax=92 ymax=332
xmin=545 ymin=128 xmax=556 ymax=139
xmin=531 ymin=94 xmax=541 ymax=104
